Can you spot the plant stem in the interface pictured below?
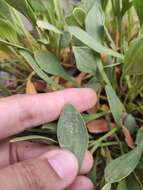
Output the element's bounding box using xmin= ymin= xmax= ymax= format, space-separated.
xmin=99 ymin=141 xmax=120 ymax=147
xmin=90 ymin=128 xmax=118 ymax=154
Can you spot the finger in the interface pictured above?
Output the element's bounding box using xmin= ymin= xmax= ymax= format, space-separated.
xmin=0 ymin=140 xmax=57 ymax=169
xmin=0 ymin=150 xmax=78 ymax=190
xmin=80 ymin=150 xmax=93 ymax=174
xmin=66 ymin=176 xmax=94 ymax=190
xmin=0 ymin=88 xmax=97 ymax=139
xmin=0 ymin=141 xmax=93 ymax=175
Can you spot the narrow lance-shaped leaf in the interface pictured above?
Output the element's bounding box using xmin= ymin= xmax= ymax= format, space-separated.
xmin=85 ymin=0 xmax=105 ymax=42
xmin=68 ymin=26 xmax=123 ymax=59
xmin=0 ymin=18 xmax=18 ymax=43
xmin=37 ymin=20 xmax=62 ymax=34
xmin=5 ymin=0 xmax=36 ymax=25
xmin=105 ymin=144 xmax=143 ymax=183
xmin=57 ymin=104 xmax=89 ymax=167
xmin=53 ymin=0 xmax=64 ymax=22
xmin=0 ymin=37 xmax=27 ymax=51
xmin=85 ymin=0 xmax=111 ymax=85
xmin=105 ymin=85 xmax=126 ymax=126
xmin=28 ymin=0 xmax=44 ymax=12
xmin=83 ymin=112 xmax=108 ymax=123
xmin=123 ymin=36 xmax=143 ymax=76
xmin=10 ymin=135 xmax=57 ymax=145
xmin=133 ymin=0 xmax=143 ymax=26
xmin=0 ymin=0 xmax=11 ymax=20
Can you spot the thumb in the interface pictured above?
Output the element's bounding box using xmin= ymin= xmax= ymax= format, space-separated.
xmin=0 ymin=150 xmax=78 ymax=190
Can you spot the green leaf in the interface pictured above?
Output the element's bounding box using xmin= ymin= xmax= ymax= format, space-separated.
xmin=73 ymin=46 xmax=97 ymax=73
xmin=65 ymin=7 xmax=86 ymax=27
xmin=0 ymin=37 xmax=27 ymax=50
xmin=123 ymin=36 xmax=143 ymax=76
xmin=5 ymin=0 xmax=36 ymax=25
xmin=34 ymin=50 xmax=75 ymax=83
xmin=101 ymin=183 xmax=111 ymax=190
xmin=37 ymin=20 xmax=62 ymax=34
xmin=29 ymin=0 xmax=44 ymax=12
xmin=83 ymin=112 xmax=109 ymax=123
xmin=10 ymin=135 xmax=57 ymax=145
xmin=41 ymin=112 xmax=107 ymax=133
xmin=111 ymin=0 xmax=121 ymax=21
xmin=68 ymin=26 xmax=123 ymax=59
xmin=126 ymin=174 xmax=143 ymax=190
xmin=20 ymin=50 xmax=61 ymax=89
xmin=105 ymin=85 xmax=126 ymax=126
xmin=66 ymin=14 xmax=79 ymax=26
xmin=85 ymin=0 xmax=105 ymax=42
xmin=105 ymin=144 xmax=143 ymax=183
xmin=57 ymin=104 xmax=89 ymax=167
xmin=86 ymin=75 xmax=103 ymax=91
xmin=0 ymin=0 xmax=11 ymax=20
xmin=133 ymin=0 xmax=143 ymax=26
xmin=42 ymin=123 xmax=57 ymax=133
xmin=123 ymin=113 xmax=137 ymax=134
xmin=96 ymin=57 xmax=111 ymax=85
xmin=73 ymin=8 xmax=86 ymax=27
xmin=59 ymin=31 xmax=72 ymax=49
xmin=136 ymin=130 xmax=143 ymax=145
xmin=117 ymin=180 xmax=128 ymax=190
xmin=80 ymin=0 xmax=95 ymax=13
xmin=121 ymin=0 xmax=132 ymax=18
xmin=0 ymin=18 xmax=18 ymax=43
xmin=53 ymin=0 xmax=64 ymax=22
xmin=137 ymin=155 xmax=143 ymax=170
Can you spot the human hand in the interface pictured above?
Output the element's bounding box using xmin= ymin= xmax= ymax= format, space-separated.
xmin=0 ymin=88 xmax=97 ymax=190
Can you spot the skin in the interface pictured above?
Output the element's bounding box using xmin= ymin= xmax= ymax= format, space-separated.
xmin=0 ymin=88 xmax=97 ymax=190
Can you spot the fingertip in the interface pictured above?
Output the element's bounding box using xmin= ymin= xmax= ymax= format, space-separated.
xmin=65 ymin=88 xmax=97 ymax=112
xmin=80 ymin=151 xmax=94 ymax=174
xmin=79 ymin=88 xmax=97 ymax=108
xmin=43 ymin=149 xmax=78 ymax=181
xmin=83 ymin=88 xmax=97 ymax=99
xmin=67 ymin=176 xmax=95 ymax=190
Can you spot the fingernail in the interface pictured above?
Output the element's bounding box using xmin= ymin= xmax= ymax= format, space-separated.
xmin=45 ymin=150 xmax=78 ymax=179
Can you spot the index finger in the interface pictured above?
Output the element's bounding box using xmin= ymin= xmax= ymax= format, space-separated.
xmin=0 ymin=88 xmax=97 ymax=139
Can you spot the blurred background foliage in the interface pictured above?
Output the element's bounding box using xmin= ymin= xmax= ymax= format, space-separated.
xmin=0 ymin=0 xmax=143 ymax=189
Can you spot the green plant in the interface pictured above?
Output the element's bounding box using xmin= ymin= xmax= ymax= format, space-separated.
xmin=0 ymin=0 xmax=143 ymax=189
